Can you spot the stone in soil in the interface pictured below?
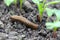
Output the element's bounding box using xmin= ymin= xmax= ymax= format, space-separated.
xmin=0 ymin=32 xmax=8 ymax=39
xmin=8 ymin=31 xmax=18 ymax=36
xmin=0 ymin=21 xmax=4 ymax=28
xmin=38 ymin=29 xmax=47 ymax=37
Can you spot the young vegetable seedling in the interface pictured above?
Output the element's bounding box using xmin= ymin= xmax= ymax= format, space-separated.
xmin=46 ymin=8 xmax=60 ymax=38
xmin=32 ymin=0 xmax=45 ymax=22
xmin=20 ymin=0 xmax=23 ymax=10
xmin=14 ymin=0 xmax=17 ymax=7
xmin=32 ymin=0 xmax=60 ymax=38
xmin=4 ymin=0 xmax=14 ymax=6
xmin=4 ymin=0 xmax=23 ymax=10
xmin=32 ymin=0 xmax=60 ymax=22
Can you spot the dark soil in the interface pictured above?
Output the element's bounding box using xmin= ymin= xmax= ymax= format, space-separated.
xmin=0 ymin=0 xmax=60 ymax=40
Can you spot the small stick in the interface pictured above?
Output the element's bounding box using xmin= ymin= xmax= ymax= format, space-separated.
xmin=52 ymin=31 xmax=57 ymax=38
xmin=37 ymin=14 xmax=42 ymax=22
xmin=10 ymin=15 xmax=38 ymax=30
xmin=37 ymin=15 xmax=40 ymax=22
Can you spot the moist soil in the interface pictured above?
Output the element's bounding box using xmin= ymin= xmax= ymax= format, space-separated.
xmin=0 ymin=0 xmax=60 ymax=40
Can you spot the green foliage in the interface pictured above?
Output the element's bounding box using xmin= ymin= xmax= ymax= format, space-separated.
xmin=32 ymin=0 xmax=44 ymax=14
xmin=32 ymin=0 xmax=40 ymax=4
xmin=14 ymin=0 xmax=17 ymax=5
xmin=4 ymin=0 xmax=14 ymax=6
xmin=20 ymin=0 xmax=23 ymax=9
xmin=46 ymin=8 xmax=60 ymax=30
xmin=46 ymin=21 xmax=60 ymax=30
xmin=54 ymin=9 xmax=60 ymax=20
xmin=4 ymin=0 xmax=23 ymax=10
xmin=32 ymin=0 xmax=60 ymax=30
xmin=4 ymin=0 xmax=60 ymax=30
xmin=46 ymin=7 xmax=60 ymax=30
xmin=32 ymin=0 xmax=45 ymax=21
xmin=32 ymin=0 xmax=60 ymax=22
xmin=38 ymin=3 xmax=44 ymax=17
xmin=46 ymin=8 xmax=60 ymax=20
xmin=45 ymin=1 xmax=60 ymax=7
xmin=46 ymin=8 xmax=54 ymax=17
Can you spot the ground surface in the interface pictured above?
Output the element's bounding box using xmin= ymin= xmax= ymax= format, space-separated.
xmin=0 ymin=0 xmax=60 ymax=40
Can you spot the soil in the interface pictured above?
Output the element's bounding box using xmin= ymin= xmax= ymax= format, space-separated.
xmin=0 ymin=0 xmax=60 ymax=40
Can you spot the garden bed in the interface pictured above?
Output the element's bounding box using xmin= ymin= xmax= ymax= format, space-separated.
xmin=0 ymin=0 xmax=60 ymax=40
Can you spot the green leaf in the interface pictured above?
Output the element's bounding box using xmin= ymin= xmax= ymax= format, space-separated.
xmin=46 ymin=8 xmax=60 ymax=20
xmin=46 ymin=22 xmax=54 ymax=30
xmin=20 ymin=0 xmax=23 ymax=9
xmin=32 ymin=0 xmax=42 ymax=4
xmin=53 ymin=27 xmax=57 ymax=31
xmin=54 ymin=21 xmax=60 ymax=27
xmin=4 ymin=0 xmax=14 ymax=6
xmin=38 ymin=3 xmax=44 ymax=16
xmin=54 ymin=9 xmax=60 ymax=20
xmin=46 ymin=8 xmax=54 ymax=17
xmin=46 ymin=21 xmax=60 ymax=30
xmin=14 ymin=0 xmax=17 ymax=4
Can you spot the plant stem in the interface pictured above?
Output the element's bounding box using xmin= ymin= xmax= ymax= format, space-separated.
xmin=38 ymin=0 xmax=46 ymax=22
xmin=43 ymin=0 xmax=46 ymax=5
xmin=53 ymin=30 xmax=57 ymax=38
xmin=53 ymin=27 xmax=57 ymax=38
xmin=20 ymin=0 xmax=23 ymax=10
xmin=14 ymin=0 xmax=17 ymax=7
xmin=37 ymin=15 xmax=40 ymax=22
